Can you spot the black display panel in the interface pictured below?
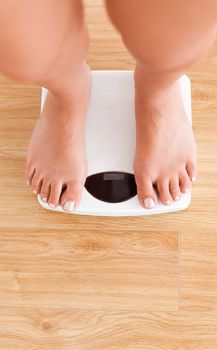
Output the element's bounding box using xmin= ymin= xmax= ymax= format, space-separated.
xmin=84 ymin=171 xmax=137 ymax=203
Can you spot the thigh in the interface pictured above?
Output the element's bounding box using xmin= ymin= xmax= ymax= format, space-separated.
xmin=105 ymin=0 xmax=217 ymax=71
xmin=0 ymin=0 xmax=85 ymax=79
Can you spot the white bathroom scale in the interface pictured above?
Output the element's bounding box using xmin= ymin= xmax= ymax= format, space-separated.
xmin=38 ymin=70 xmax=192 ymax=216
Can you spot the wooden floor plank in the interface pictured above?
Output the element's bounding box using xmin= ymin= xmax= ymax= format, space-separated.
xmin=181 ymin=230 xmax=217 ymax=312
xmin=0 ymin=0 xmax=216 ymax=347
xmin=0 ymin=230 xmax=179 ymax=311
xmin=0 ymin=308 xmax=217 ymax=350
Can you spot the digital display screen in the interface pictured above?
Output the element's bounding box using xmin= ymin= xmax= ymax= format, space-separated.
xmin=103 ymin=172 xmax=125 ymax=181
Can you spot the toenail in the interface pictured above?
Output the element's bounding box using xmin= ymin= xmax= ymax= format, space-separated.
xmin=63 ymin=201 xmax=75 ymax=212
xmin=33 ymin=190 xmax=37 ymax=194
xmin=144 ymin=197 xmax=155 ymax=209
xmin=42 ymin=197 xmax=47 ymax=202
xmin=184 ymin=188 xmax=190 ymax=193
xmin=49 ymin=203 xmax=56 ymax=208
xmin=25 ymin=180 xmax=30 ymax=186
xmin=191 ymin=176 xmax=196 ymax=182
xmin=175 ymin=195 xmax=180 ymax=201
xmin=165 ymin=200 xmax=172 ymax=205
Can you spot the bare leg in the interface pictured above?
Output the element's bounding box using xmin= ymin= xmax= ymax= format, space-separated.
xmin=0 ymin=0 xmax=90 ymax=211
xmin=106 ymin=0 xmax=217 ymax=208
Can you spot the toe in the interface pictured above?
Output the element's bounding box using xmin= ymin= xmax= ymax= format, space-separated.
xmin=60 ymin=180 xmax=83 ymax=212
xmin=136 ymin=176 xmax=158 ymax=209
xmin=31 ymin=172 xmax=43 ymax=195
xmin=169 ymin=176 xmax=181 ymax=201
xmin=186 ymin=161 xmax=197 ymax=183
xmin=179 ymin=170 xmax=192 ymax=193
xmin=157 ymin=178 xmax=173 ymax=205
xmin=40 ymin=179 xmax=51 ymax=203
xmin=48 ymin=181 xmax=63 ymax=208
xmin=25 ymin=166 xmax=35 ymax=186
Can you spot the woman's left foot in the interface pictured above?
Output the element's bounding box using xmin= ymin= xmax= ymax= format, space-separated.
xmin=25 ymin=62 xmax=91 ymax=211
xmin=134 ymin=65 xmax=197 ymax=209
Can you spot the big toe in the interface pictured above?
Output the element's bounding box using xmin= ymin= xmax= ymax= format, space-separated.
xmin=186 ymin=161 xmax=197 ymax=183
xmin=60 ymin=180 xmax=83 ymax=212
xmin=179 ymin=170 xmax=192 ymax=194
xmin=136 ymin=175 xmax=158 ymax=209
xmin=25 ymin=164 xmax=35 ymax=187
xmin=31 ymin=171 xmax=43 ymax=195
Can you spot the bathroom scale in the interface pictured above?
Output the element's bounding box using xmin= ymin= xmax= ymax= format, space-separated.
xmin=38 ymin=70 xmax=192 ymax=216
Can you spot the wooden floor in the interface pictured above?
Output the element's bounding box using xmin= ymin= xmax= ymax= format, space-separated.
xmin=0 ymin=1 xmax=217 ymax=349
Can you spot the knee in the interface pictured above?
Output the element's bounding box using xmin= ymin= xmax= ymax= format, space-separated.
xmin=105 ymin=0 xmax=181 ymax=74
xmin=0 ymin=26 xmax=89 ymax=83
xmin=105 ymin=0 xmax=216 ymax=75
xmin=0 ymin=49 xmax=53 ymax=83
xmin=0 ymin=2 xmax=89 ymax=83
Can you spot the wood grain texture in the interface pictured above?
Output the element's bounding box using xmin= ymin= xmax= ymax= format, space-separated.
xmin=181 ymin=229 xmax=217 ymax=312
xmin=0 ymin=229 xmax=179 ymax=311
xmin=0 ymin=0 xmax=216 ymax=348
xmin=0 ymin=309 xmax=217 ymax=350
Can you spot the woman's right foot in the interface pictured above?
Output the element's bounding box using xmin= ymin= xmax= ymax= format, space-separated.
xmin=25 ymin=62 xmax=91 ymax=212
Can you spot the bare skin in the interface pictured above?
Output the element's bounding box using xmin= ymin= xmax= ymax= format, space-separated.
xmin=134 ymin=64 xmax=197 ymax=207
xmin=106 ymin=0 xmax=217 ymax=208
xmin=26 ymin=62 xmax=91 ymax=211
xmin=0 ymin=0 xmax=217 ymax=211
xmin=0 ymin=0 xmax=90 ymax=212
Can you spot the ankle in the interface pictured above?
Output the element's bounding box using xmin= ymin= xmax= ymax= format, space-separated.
xmin=40 ymin=61 xmax=91 ymax=122
xmin=134 ymin=63 xmax=182 ymax=104
xmin=41 ymin=60 xmax=90 ymax=104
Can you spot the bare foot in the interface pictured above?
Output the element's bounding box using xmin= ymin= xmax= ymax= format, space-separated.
xmin=25 ymin=62 xmax=91 ymax=212
xmin=134 ymin=65 xmax=197 ymax=209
